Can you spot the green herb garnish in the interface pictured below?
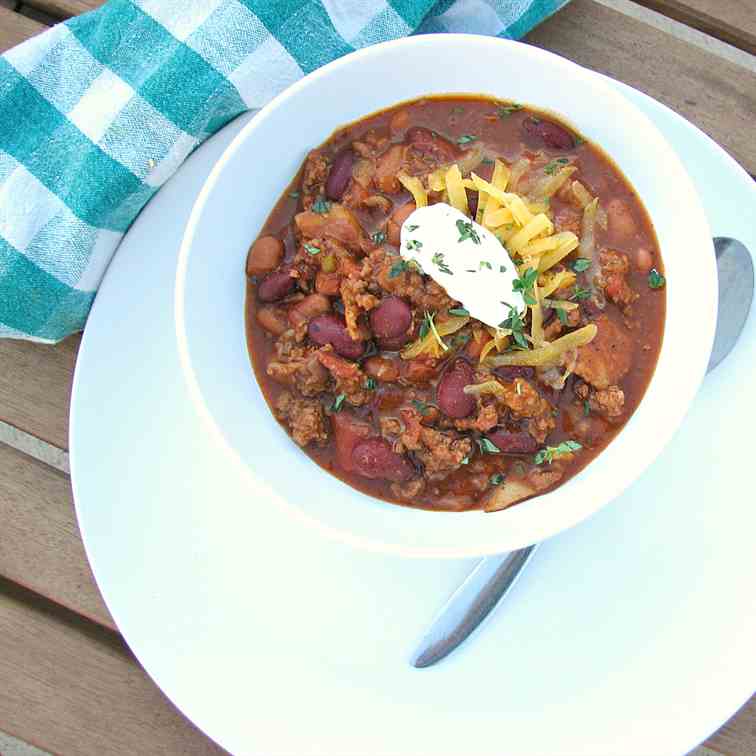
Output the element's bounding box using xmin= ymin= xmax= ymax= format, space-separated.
xmin=500 ymin=304 xmax=528 ymax=350
xmin=450 ymin=332 xmax=471 ymax=349
xmin=389 ymin=260 xmax=409 ymax=278
xmin=365 ymin=377 xmax=377 ymax=390
xmin=513 ymin=267 xmax=539 ymax=306
xmin=461 ymin=456 xmax=470 ymax=465
xmin=489 ymin=473 xmax=506 ymax=486
xmin=456 ymin=219 xmax=481 ymax=245
xmin=534 ymin=440 xmax=582 ymax=465
xmin=311 ymin=197 xmax=330 ymax=214
xmin=571 ymin=258 xmax=591 ymax=273
xmin=477 ymin=437 xmax=501 ymax=455
xmin=411 ymin=399 xmax=433 ymax=416
xmin=570 ymin=286 xmax=591 ymax=301
xmin=407 ymin=224 xmax=419 ymax=232
xmin=556 ymin=307 xmax=568 ymax=325
xmin=406 ymin=239 xmax=423 ymax=251
xmin=371 ymin=230 xmax=386 ymax=245
xmin=648 ymin=269 xmax=666 ymax=289
xmin=544 ymin=157 xmax=569 ymax=175
xmin=451 ymin=106 xmax=465 ymax=114
xmin=479 ymin=260 xmax=493 ymax=270
xmin=332 ymin=394 xmax=346 ymax=412
xmin=583 ymin=400 xmax=591 ymax=417
xmin=497 ymin=104 xmax=522 ymax=118
xmin=431 ymin=252 xmax=453 ymax=275
xmin=457 ymin=134 xmax=477 ymax=145
xmin=448 ymin=307 xmax=470 ymax=317
xmin=420 ymin=311 xmax=448 ymax=352
xmin=303 ymin=243 xmax=320 ymax=256
xmin=481 ymin=157 xmax=495 ymax=166
xmin=499 ymin=264 xmax=507 ymax=273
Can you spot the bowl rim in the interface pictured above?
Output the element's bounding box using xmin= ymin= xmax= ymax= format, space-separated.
xmin=175 ymin=34 xmax=716 ymax=558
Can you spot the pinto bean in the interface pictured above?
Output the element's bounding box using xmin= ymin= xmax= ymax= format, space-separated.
xmin=256 ymin=305 xmax=289 ymax=336
xmin=606 ymin=198 xmax=637 ymax=240
xmin=635 ymin=246 xmax=654 ymax=273
xmin=258 ymin=270 xmax=295 ymax=302
xmin=437 ymin=359 xmax=476 ymax=419
xmin=352 ymin=438 xmax=415 ymax=482
xmin=370 ymin=296 xmax=412 ymax=339
xmin=522 ymin=117 xmax=575 ymax=150
xmin=486 ymin=429 xmax=538 ymax=454
xmin=288 ymin=293 xmax=330 ymax=328
xmin=326 ymin=149 xmax=354 ymax=201
xmin=387 ymin=202 xmax=416 ymax=246
xmin=364 ymin=356 xmax=400 ymax=383
xmin=246 ymin=236 xmax=284 ymax=277
xmin=308 ymin=314 xmax=364 ymax=359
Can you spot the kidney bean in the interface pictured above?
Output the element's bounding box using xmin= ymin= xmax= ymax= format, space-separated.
xmin=406 ymin=126 xmax=460 ymax=162
xmin=486 ymin=429 xmax=538 ymax=454
xmin=436 ymin=359 xmax=476 ymax=419
xmin=351 ymin=438 xmax=415 ymax=482
xmin=258 ymin=270 xmax=295 ymax=302
xmin=325 ymin=149 xmax=354 ymax=201
xmin=378 ymin=333 xmax=411 ymax=351
xmin=387 ymin=201 xmax=416 ymax=246
xmin=364 ymin=356 xmax=400 ymax=383
xmin=370 ymin=296 xmax=412 ymax=339
xmin=332 ymin=412 xmax=371 ymax=471
xmin=246 ymin=236 xmax=284 ymax=277
xmin=467 ymin=190 xmax=478 ymax=218
xmin=288 ymin=293 xmax=330 ymax=328
xmin=308 ymin=314 xmax=364 ymax=359
xmin=256 ymin=305 xmax=289 ymax=336
xmin=494 ymin=366 xmax=535 ymax=381
xmin=522 ymin=117 xmax=574 ymax=150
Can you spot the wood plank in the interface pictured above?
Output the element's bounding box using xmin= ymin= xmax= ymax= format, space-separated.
xmin=0 ymin=442 xmax=113 ymax=629
xmin=20 ymin=0 xmax=100 ymax=20
xmin=632 ymin=0 xmax=756 ymax=56
xmin=704 ymin=697 xmax=756 ymax=755
xmin=526 ymin=0 xmax=756 ymax=175
xmin=0 ymin=579 xmax=227 ymax=755
xmin=0 ymin=5 xmax=44 ymax=50
xmin=0 ymin=334 xmax=80 ymax=450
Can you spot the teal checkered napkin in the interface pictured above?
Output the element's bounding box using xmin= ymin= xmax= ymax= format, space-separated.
xmin=0 ymin=0 xmax=569 ymax=342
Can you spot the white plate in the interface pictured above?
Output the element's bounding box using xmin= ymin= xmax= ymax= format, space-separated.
xmin=70 ymin=75 xmax=756 ymax=755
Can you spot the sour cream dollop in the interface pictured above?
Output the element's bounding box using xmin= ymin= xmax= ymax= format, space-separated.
xmin=399 ymin=203 xmax=525 ymax=328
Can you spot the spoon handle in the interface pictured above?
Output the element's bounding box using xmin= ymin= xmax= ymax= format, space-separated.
xmin=410 ymin=545 xmax=537 ymax=668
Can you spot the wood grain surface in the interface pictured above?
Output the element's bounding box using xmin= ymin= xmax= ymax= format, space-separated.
xmin=20 ymin=0 xmax=99 ymax=19
xmin=0 ymin=443 xmax=113 ymax=628
xmin=634 ymin=0 xmax=756 ymax=55
xmin=0 ymin=335 xmax=80 ymax=450
xmin=526 ymin=0 xmax=756 ymax=175
xmin=0 ymin=4 xmax=43 ymax=48
xmin=0 ymin=580 xmax=226 ymax=755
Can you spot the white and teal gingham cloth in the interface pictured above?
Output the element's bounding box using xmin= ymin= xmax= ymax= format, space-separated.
xmin=0 ymin=0 xmax=568 ymax=342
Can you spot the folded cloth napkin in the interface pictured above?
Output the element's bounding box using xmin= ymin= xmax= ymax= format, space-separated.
xmin=0 ymin=0 xmax=568 ymax=342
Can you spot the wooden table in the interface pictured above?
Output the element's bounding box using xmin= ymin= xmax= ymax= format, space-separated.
xmin=0 ymin=1 xmax=754 ymax=753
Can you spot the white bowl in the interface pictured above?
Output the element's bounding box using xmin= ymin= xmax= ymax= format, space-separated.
xmin=176 ymin=35 xmax=715 ymax=558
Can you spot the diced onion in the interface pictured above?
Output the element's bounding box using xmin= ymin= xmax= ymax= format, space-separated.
xmin=571 ymin=180 xmax=593 ymax=209
xmin=533 ymin=165 xmax=577 ymax=200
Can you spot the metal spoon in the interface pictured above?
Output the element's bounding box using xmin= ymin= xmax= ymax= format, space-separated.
xmin=411 ymin=237 xmax=754 ymax=668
